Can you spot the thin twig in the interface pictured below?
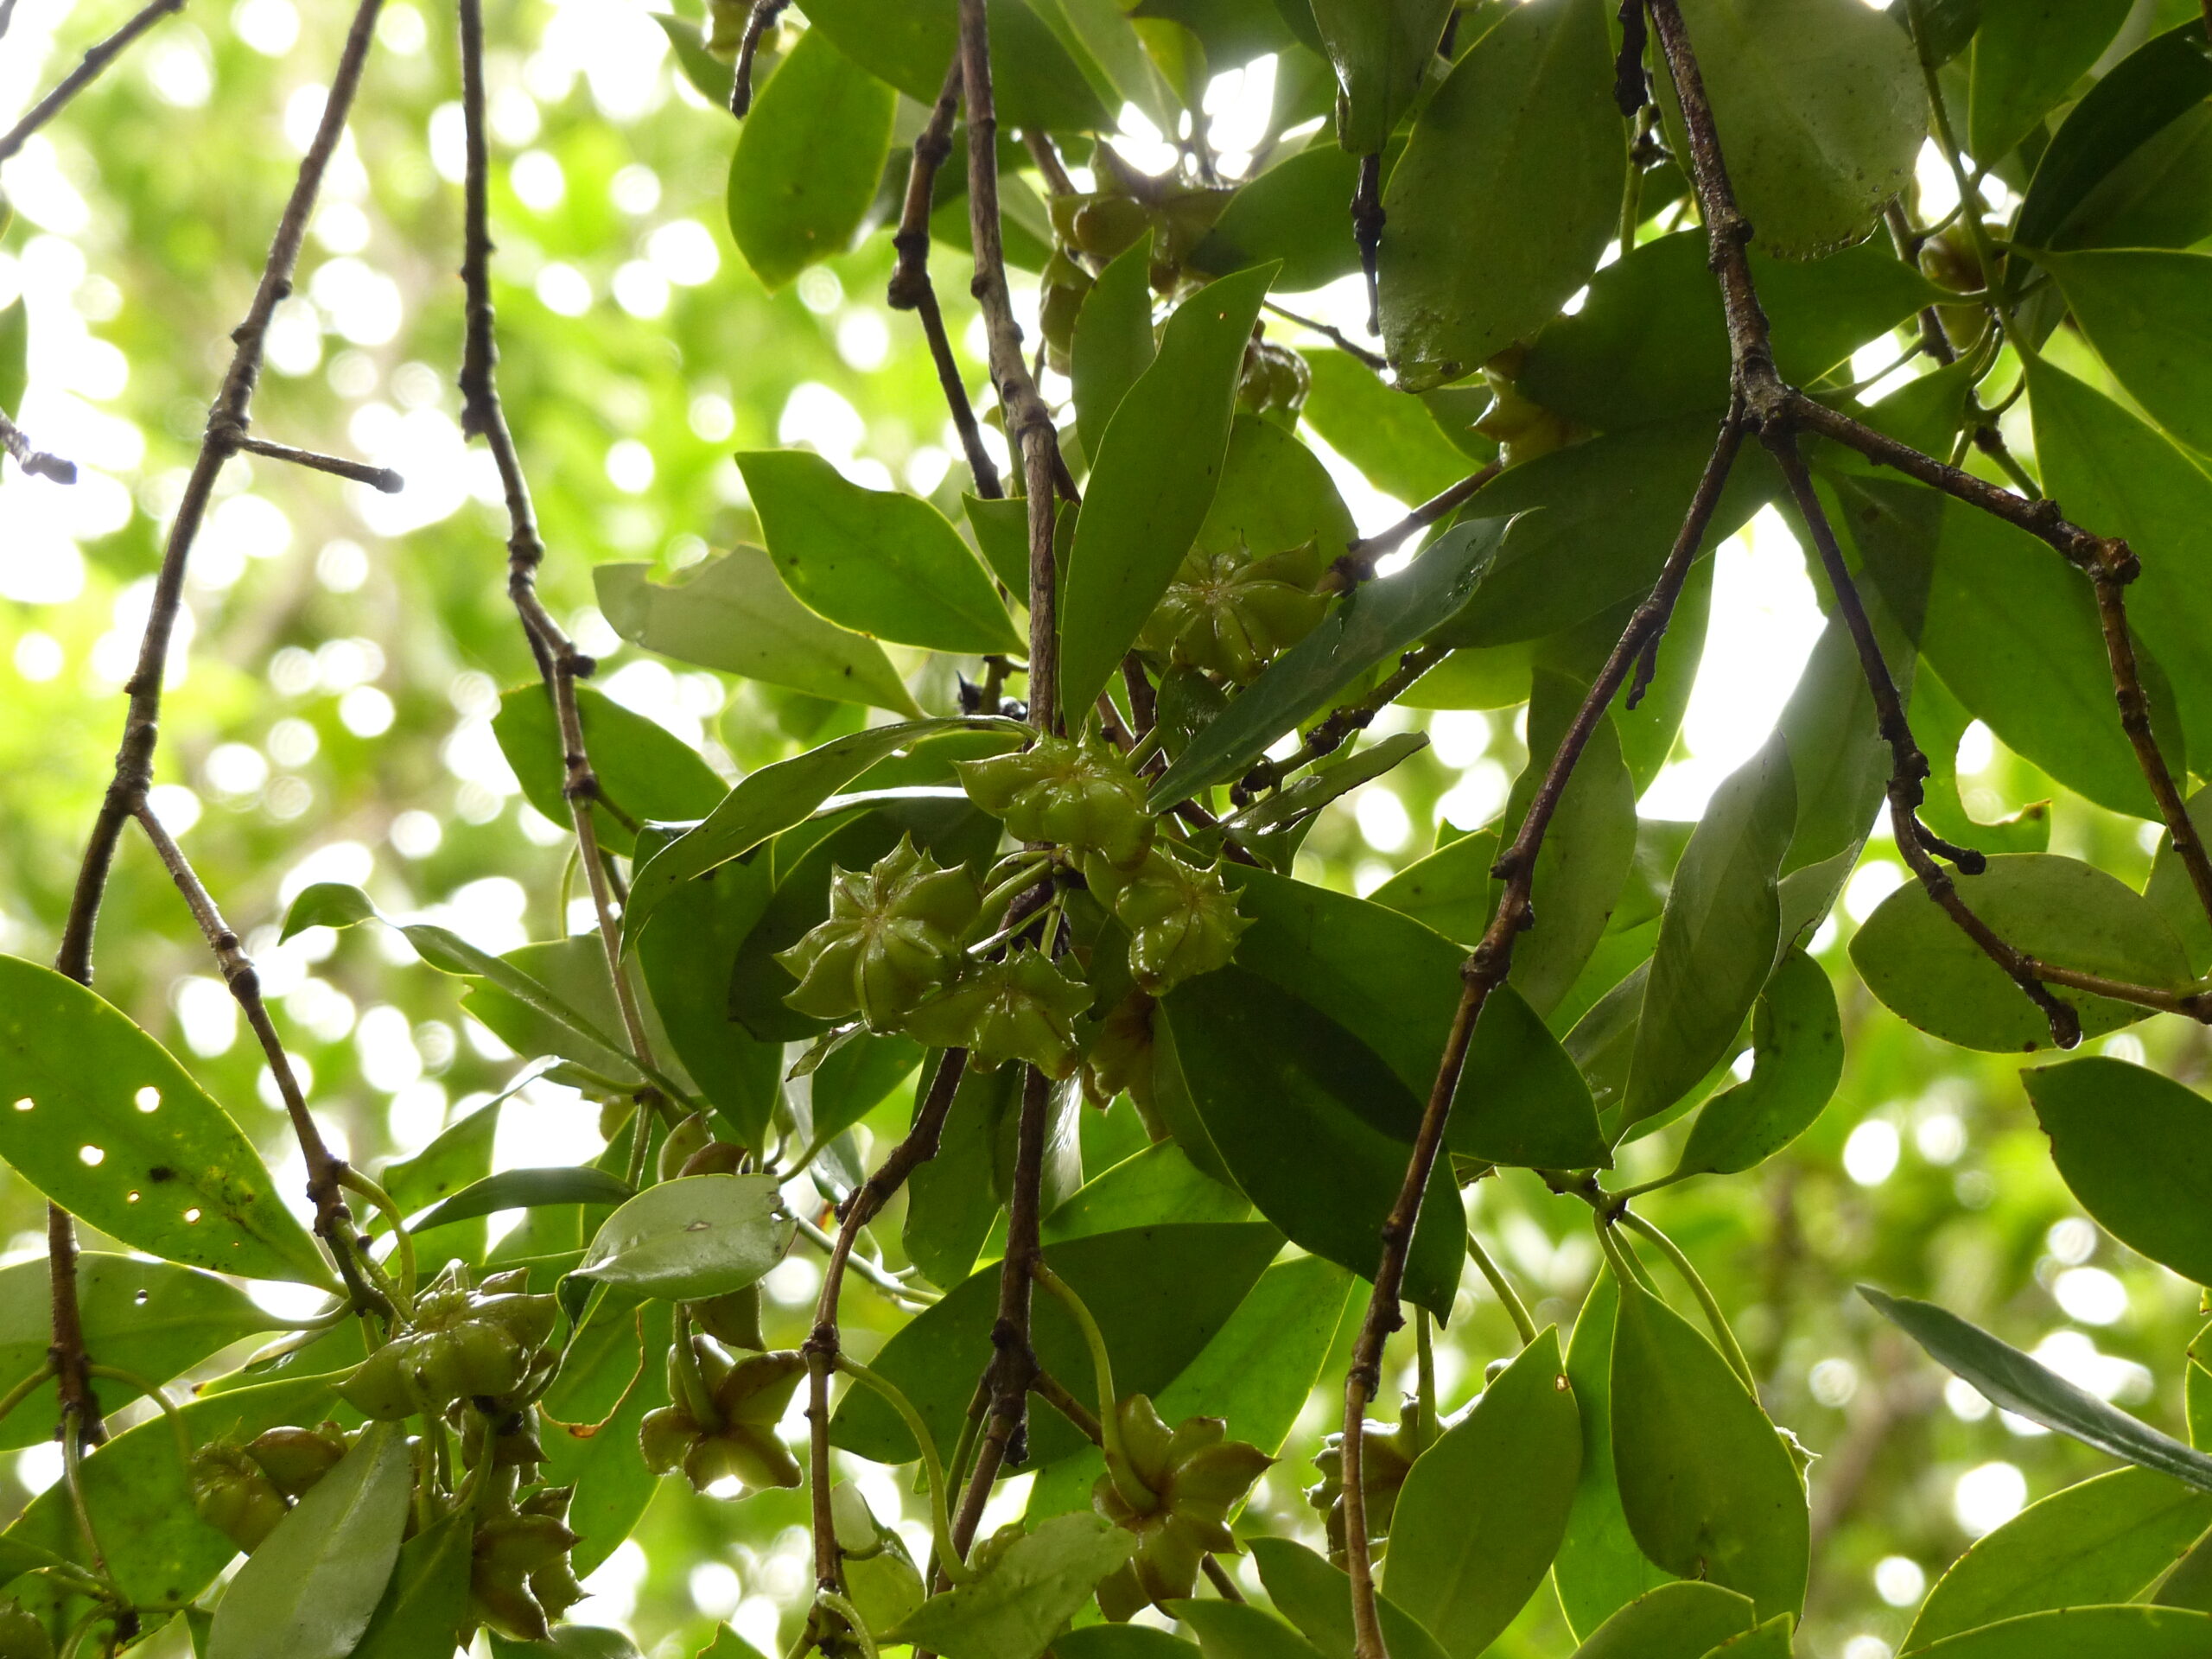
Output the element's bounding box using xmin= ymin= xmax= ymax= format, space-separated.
xmin=0 ymin=0 xmax=186 ymax=165
xmin=235 ymin=435 xmax=402 ymax=493
xmin=888 ymin=58 xmax=1001 ymax=499
xmin=1323 ymin=465 xmax=1502 ymax=594
xmin=728 ymin=0 xmax=789 ymax=117
xmin=1262 ymin=300 xmax=1387 ymax=373
xmin=1351 ymin=153 xmax=1384 ymax=337
xmin=1020 ymin=130 xmax=1077 ymax=199
xmin=1234 ymin=645 xmax=1446 ymax=802
xmin=0 ymin=410 xmax=77 ymax=483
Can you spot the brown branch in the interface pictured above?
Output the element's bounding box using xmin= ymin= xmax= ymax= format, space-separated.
xmin=44 ymin=1204 xmax=99 ymax=1451
xmin=728 ymin=0 xmax=789 ymax=117
xmin=888 ymin=57 xmax=1002 ymax=500
xmin=1351 ymin=154 xmax=1384 ymax=338
xmin=1021 ymin=130 xmax=1077 ymax=199
xmin=0 ymin=0 xmax=185 ymax=165
xmin=235 ymin=435 xmax=402 ymax=493
xmin=960 ymin=0 xmax=1065 ymax=730
xmin=0 ymin=410 xmax=77 ymax=483
xmin=1322 ymin=464 xmax=1502 ymax=594
xmin=1262 ymin=300 xmax=1389 ymax=373
xmin=1233 ymin=645 xmax=1446 ymax=803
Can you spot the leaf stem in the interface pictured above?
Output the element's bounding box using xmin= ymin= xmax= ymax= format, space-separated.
xmin=836 ymin=1356 xmax=974 ymax=1584
xmin=817 ymin=1590 xmax=883 ymax=1659
xmin=1033 ymin=1263 xmax=1154 ymax=1513
xmin=0 ymin=1363 xmax=55 ymax=1432
xmin=1464 ymin=1232 xmax=1537 ymax=1347
xmin=1616 ymin=1211 xmax=1756 ymax=1391
xmin=85 ymin=1364 xmax=190 ymax=1470
xmin=340 ymin=1169 xmax=417 ymax=1310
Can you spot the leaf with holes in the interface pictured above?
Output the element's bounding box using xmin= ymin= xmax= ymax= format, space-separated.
xmin=0 ymin=956 xmax=332 ymax=1287
xmin=574 ymin=1174 xmax=794 ymax=1300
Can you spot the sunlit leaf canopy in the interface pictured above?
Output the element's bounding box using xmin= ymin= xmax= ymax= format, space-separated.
xmin=4 ymin=0 xmax=2212 ymax=1656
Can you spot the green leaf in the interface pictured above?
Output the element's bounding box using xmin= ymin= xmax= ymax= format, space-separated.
xmin=891 ymin=1513 xmax=1134 ymax=1659
xmin=2015 ymin=22 xmax=2212 ymax=252
xmin=1229 ymin=732 xmax=1427 ymax=836
xmin=280 ymin=881 xmax=376 ymax=937
xmin=650 ymin=13 xmax=735 ymax=107
xmin=0 ymin=1255 xmax=288 ymax=1452
xmin=0 ymin=956 xmax=333 ymax=1287
xmin=1670 ymin=950 xmax=1840 ymax=1179
xmin=965 ymin=494 xmax=1075 ymax=610
xmin=1555 ymin=1279 xmax=1680 ymax=1639
xmin=801 ymin=0 xmax=1111 ymax=130
xmin=414 ymin=1166 xmax=636 ymax=1232
xmin=1197 ymin=414 xmax=1357 ymax=569
xmin=624 ymin=716 xmax=1021 ymax=945
xmin=740 ymin=449 xmax=1020 ymax=652
xmin=1174 ymin=1600 xmax=1331 ymax=1659
xmin=1698 ymin=1618 xmax=1793 ymax=1658
xmin=637 ymin=854 xmax=785 ymax=1149
xmin=2058 ymin=102 xmax=2212 ymax=254
xmin=1071 ymin=237 xmax=1157 ymax=463
xmin=1160 ymin=969 xmax=1462 ymax=1315
xmin=1903 ymin=1467 xmax=2212 ymax=1652
xmin=1654 ymin=0 xmax=1922 ymax=257
xmin=345 ymin=1510 xmax=473 ymax=1659
xmin=1149 ymin=515 xmax=1509 ymax=805
xmin=1624 ymin=738 xmax=1795 ymax=1127
xmin=831 ymin=1222 xmax=1282 ymax=1465
xmin=1308 ymin=0 xmax=1450 ymax=151
xmin=1297 ymin=349 xmax=1484 ymax=506
xmin=1566 ymin=1583 xmax=1757 ymax=1659
xmin=1910 ymin=657 xmax=2051 ymax=859
xmin=1042 ymin=1143 xmax=1249 ymax=1241
xmin=2039 ymin=251 xmax=2212 ymax=459
xmin=493 ymin=1630 xmax=645 ymax=1659
xmin=1967 ymin=0 xmax=2130 ymax=162
xmin=1192 ymin=142 xmax=1363 ymax=292
xmin=2148 ymin=786 xmax=2212 ymax=976
xmin=1863 ymin=1286 xmax=2212 ymax=1491
xmin=541 ymin=1299 xmax=671 ymax=1576
xmin=1386 ymin=1328 xmax=1581 ymax=1657
xmin=1378 ymin=0 xmax=1622 ymax=391
xmin=206 ymin=1421 xmax=411 ymax=1659
xmin=1060 ymin=265 xmax=1276 ymax=728
xmin=1910 ymin=1606 xmax=2212 ymax=1656
xmin=0 ymin=297 xmax=26 ymax=420
xmin=1849 ymin=854 xmax=2193 ymax=1052
xmin=594 ymin=553 xmax=919 ymax=715
xmin=904 ymin=1059 xmax=1021 ymax=1289
xmin=1521 ymin=234 xmax=1947 ymax=431
xmin=1611 ymin=1272 xmax=1808 ymax=1621
xmin=1454 ymin=984 xmax=1611 ymax=1168
xmin=575 ymin=1174 xmax=793 ymax=1300
xmin=1248 ymin=1539 xmax=1451 ymax=1659
xmin=726 ymin=26 xmax=896 ymax=289
xmin=1370 ymin=827 xmax=1503 ymax=947
xmin=1058 ymin=1629 xmax=1200 ymax=1659
xmin=699 ymin=1626 xmax=775 ymax=1659
xmin=2024 ymin=1057 xmax=2212 ymax=1284
xmin=492 ymin=684 xmax=727 ymax=856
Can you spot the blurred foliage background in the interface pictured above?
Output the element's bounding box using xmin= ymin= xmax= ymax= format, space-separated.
xmin=2 ymin=1 xmax=2209 ymax=1656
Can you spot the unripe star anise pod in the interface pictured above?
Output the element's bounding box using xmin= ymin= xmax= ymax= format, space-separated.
xmin=1473 ymin=346 xmax=1579 ymax=468
xmin=1082 ymin=989 xmax=1160 ymax=1123
xmin=470 ymin=1484 xmax=583 ymax=1643
xmin=957 ymin=738 xmax=1153 ymax=869
xmin=1093 ymin=849 xmax=1249 ymax=995
xmin=1306 ymin=1396 xmax=1425 ymax=1566
xmin=1236 ymin=338 xmax=1310 ymax=420
xmin=1092 ymin=1395 xmax=1271 ymax=1618
xmin=904 ymin=946 xmax=1093 ymax=1078
xmin=775 ymin=837 xmax=981 ymax=1031
xmin=340 ymin=1262 xmax=560 ymax=1421
xmin=244 ymin=1421 xmax=349 ymax=1498
xmin=1039 ymin=250 xmax=1094 ymax=378
xmin=189 ymin=1442 xmax=290 ymax=1554
xmin=1136 ymin=540 xmax=1327 ymax=684
xmin=639 ymin=1343 xmax=804 ymax=1496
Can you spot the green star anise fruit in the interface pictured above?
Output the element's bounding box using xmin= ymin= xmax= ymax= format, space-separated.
xmin=904 ymin=947 xmax=1092 ymax=1077
xmin=957 ymin=738 xmax=1153 ymax=869
xmin=775 ymin=837 xmax=981 ymax=1031
xmin=1092 ymin=1394 xmax=1271 ymax=1618
xmin=1136 ymin=540 xmax=1327 ymax=684
xmin=1306 ymin=1395 xmax=1426 ymax=1565
xmin=189 ymin=1443 xmax=290 ymax=1554
xmin=340 ymin=1262 xmax=559 ymax=1421
xmin=1094 ymin=849 xmax=1249 ymax=995
xmin=639 ymin=1343 xmax=805 ymax=1496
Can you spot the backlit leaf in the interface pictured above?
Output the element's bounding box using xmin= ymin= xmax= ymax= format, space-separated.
xmin=889 ymin=1515 xmax=1135 ymax=1659
xmin=492 ymin=684 xmax=727 ymax=856
xmin=1309 ymin=0 xmax=1451 ymax=152
xmin=1671 ymin=950 xmax=1842 ymax=1179
xmin=2039 ymin=251 xmax=2212 ymax=459
xmin=1071 ymin=237 xmax=1157 ymax=463
xmin=1554 ymin=1273 xmax=1672 ymax=1640
xmin=2024 ymin=1058 xmax=2212 ymax=1285
xmin=1297 ymin=349 xmax=1484 ymax=506
xmin=1967 ymin=0 xmax=2131 ymax=162
xmin=1565 ymin=1582 xmax=1756 ymax=1659
xmin=726 ymin=27 xmax=896 ymax=289
xmin=1249 ymin=1538 xmax=1451 ymax=1659
xmin=574 ymin=1173 xmax=794 ymax=1300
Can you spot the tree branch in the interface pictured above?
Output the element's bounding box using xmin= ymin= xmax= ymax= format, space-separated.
xmin=1323 ymin=464 xmax=1502 ymax=594
xmin=234 ymin=435 xmax=403 ymax=493
xmin=0 ymin=410 xmax=77 ymax=483
xmin=728 ymin=0 xmax=790 ymax=118
xmin=0 ymin=0 xmax=186 ymax=165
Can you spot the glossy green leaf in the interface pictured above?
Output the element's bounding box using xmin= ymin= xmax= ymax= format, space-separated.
xmin=1903 ymin=1467 xmax=2212 ymax=1651
xmin=1672 ymin=950 xmax=1842 ymax=1179
xmin=491 ymin=1629 xmax=645 ymax=1659
xmin=1849 ymin=854 xmax=2193 ymax=1052
xmin=1911 ymin=1605 xmax=2212 ymax=1656
xmin=1230 ymin=732 xmax=1427 ymax=836
xmin=740 ymin=449 xmax=1020 ymax=653
xmin=1378 ymin=0 xmax=1622 ymax=391
xmin=637 ymin=853 xmax=785 ymax=1149
xmin=1566 ymin=1582 xmax=1757 ymax=1659
xmin=341 ymin=1510 xmax=472 ymax=1659
xmin=575 ymin=1174 xmax=793 ymax=1299
xmin=2147 ymin=786 xmax=2212 ymax=976
xmin=1057 ymin=1629 xmax=1201 ymax=1659
xmin=0 ymin=1254 xmax=289 ymax=1452
xmin=2024 ymin=1057 xmax=2212 ymax=1285
xmin=1309 ymin=0 xmax=1449 ymax=151
xmin=1655 ymin=0 xmax=1922 ymax=257
xmin=624 ymin=715 xmax=1021 ymax=944
xmin=2015 ymin=21 xmax=2212 ymax=251
xmin=1249 ymin=1538 xmax=1452 ymax=1659
xmin=1370 ymin=826 xmax=1503 ymax=948
xmin=492 ymin=684 xmax=727 ymax=855
xmin=832 ymin=1222 xmax=1282 ymax=1465
xmin=1297 ymin=349 xmax=1483 ymax=506
xmin=1862 ymin=1286 xmax=2212 ymax=1491
xmin=1454 ymin=984 xmax=1611 ymax=1168
xmin=1042 ymin=1143 xmax=1249 ymax=1241
xmin=801 ymin=0 xmax=1110 ymax=130
xmin=1192 ymin=141 xmax=1363 ymax=291
xmin=206 ymin=1421 xmax=411 ymax=1659
xmin=1698 ymin=1618 xmax=1793 ymax=1659
xmin=1150 ymin=515 xmax=1508 ymax=805
xmin=726 ymin=27 xmax=895 ymax=289
xmin=1624 ymin=739 xmax=1795 ymax=1126
xmin=1386 ymin=1328 xmax=1581 ymax=1657
xmin=1197 ymin=414 xmax=1357 ymax=567
xmin=1174 ymin=1600 xmax=1331 ymax=1659
xmin=1071 ymin=237 xmax=1157 ymax=462
xmin=1521 ymin=235 xmax=1946 ymax=431
xmin=2040 ymin=251 xmax=2212 ymax=459
xmin=1967 ymin=0 xmax=2130 ymax=162
xmin=1774 ymin=604 xmax=1900 ymax=882
xmin=1060 ymin=265 xmax=1275 ymax=728
xmin=0 ymin=956 xmax=333 ymax=1287
xmin=414 ymin=1166 xmax=635 ymax=1232
xmin=594 ymin=552 xmax=918 ymax=715
xmin=1611 ymin=1272 xmax=1808 ymax=1621
xmin=541 ymin=1298 xmax=671 ymax=1575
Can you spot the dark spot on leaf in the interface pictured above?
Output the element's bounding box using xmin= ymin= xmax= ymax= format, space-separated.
xmin=148 ymin=1166 xmax=175 ymax=1182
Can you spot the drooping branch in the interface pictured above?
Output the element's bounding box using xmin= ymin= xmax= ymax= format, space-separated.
xmin=0 ymin=410 xmax=77 ymax=483
xmin=728 ymin=0 xmax=790 ymax=118
xmin=0 ymin=0 xmax=186 ymax=165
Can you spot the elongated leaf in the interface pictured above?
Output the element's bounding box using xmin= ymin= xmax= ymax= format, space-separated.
xmin=414 ymin=1166 xmax=636 ymax=1232
xmin=1175 ymin=1600 xmax=1331 ymax=1659
xmin=1672 ymin=950 xmax=1841 ymax=1179
xmin=904 ymin=1059 xmax=1021 ymax=1289
xmin=1297 ymin=350 xmax=1483 ymax=507
xmin=0 ymin=957 xmax=332 ymax=1287
xmin=344 ymin=1510 xmax=473 ymax=1659
xmin=1071 ymin=238 xmax=1156 ymax=463
xmin=1378 ymin=0 xmax=1621 ymax=391
xmin=1249 ymin=1539 xmax=1451 ymax=1659
xmin=1058 ymin=1631 xmax=1199 ymax=1659
xmin=0 ymin=1255 xmax=289 ymax=1451
xmin=1554 ymin=1273 xmax=1671 ymax=1640
xmin=1967 ymin=0 xmax=2131 ymax=162
xmin=1042 ymin=1143 xmax=1249 ymax=1242
xmin=1699 ymin=1618 xmax=1792 ymax=1658
xmin=964 ymin=493 xmax=1076 ymax=608
xmin=1370 ymin=827 xmax=1503 ymax=948
xmin=493 ymin=683 xmax=726 ymax=858
xmin=741 ymin=449 xmax=1020 ymax=652
xmin=624 ymin=716 xmax=1021 ymax=944
xmin=1910 ymin=1605 xmax=2212 ymax=1656
xmin=727 ymin=27 xmax=896 ymax=289
xmin=1454 ymin=984 xmax=1611 ymax=1168
xmin=575 ymin=1174 xmax=793 ymax=1300
xmin=1849 ymin=855 xmax=2192 ymax=1052
xmin=1060 ymin=265 xmax=1275 ymax=728
xmin=1309 ymin=0 xmax=1451 ymax=151
xmin=1197 ymin=415 xmax=1357 ymax=569
xmin=1192 ymin=142 xmax=1364 ymax=292
xmin=1611 ymin=1272 xmax=1808 ymax=1621
xmin=2024 ymin=1057 xmax=2212 ymax=1285
xmin=2040 ymin=251 xmax=2212 ymax=459
xmin=1386 ymin=1328 xmax=1580 ymax=1658
xmin=1904 ymin=1467 xmax=2212 ymax=1651
xmin=1149 ymin=515 xmax=1508 ymax=805
xmin=1567 ymin=1582 xmax=1756 ymax=1659
xmin=0 ymin=297 xmax=24 ymax=421
xmin=801 ymin=0 xmax=1109 ymax=130
xmin=541 ymin=1299 xmax=671 ymax=1575
xmin=595 ymin=554 xmax=918 ymax=715
xmin=1624 ymin=739 xmax=1795 ymax=1126
xmin=2149 ymin=786 xmax=2212 ymax=976
xmin=207 ymin=1421 xmax=411 ymax=1659
xmin=637 ymin=853 xmax=785 ymax=1149
xmin=1655 ymin=0 xmax=1922 ymax=257
xmin=1231 ymin=733 xmax=1427 ymax=836
xmin=1863 ymin=1286 xmax=2212 ymax=1491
